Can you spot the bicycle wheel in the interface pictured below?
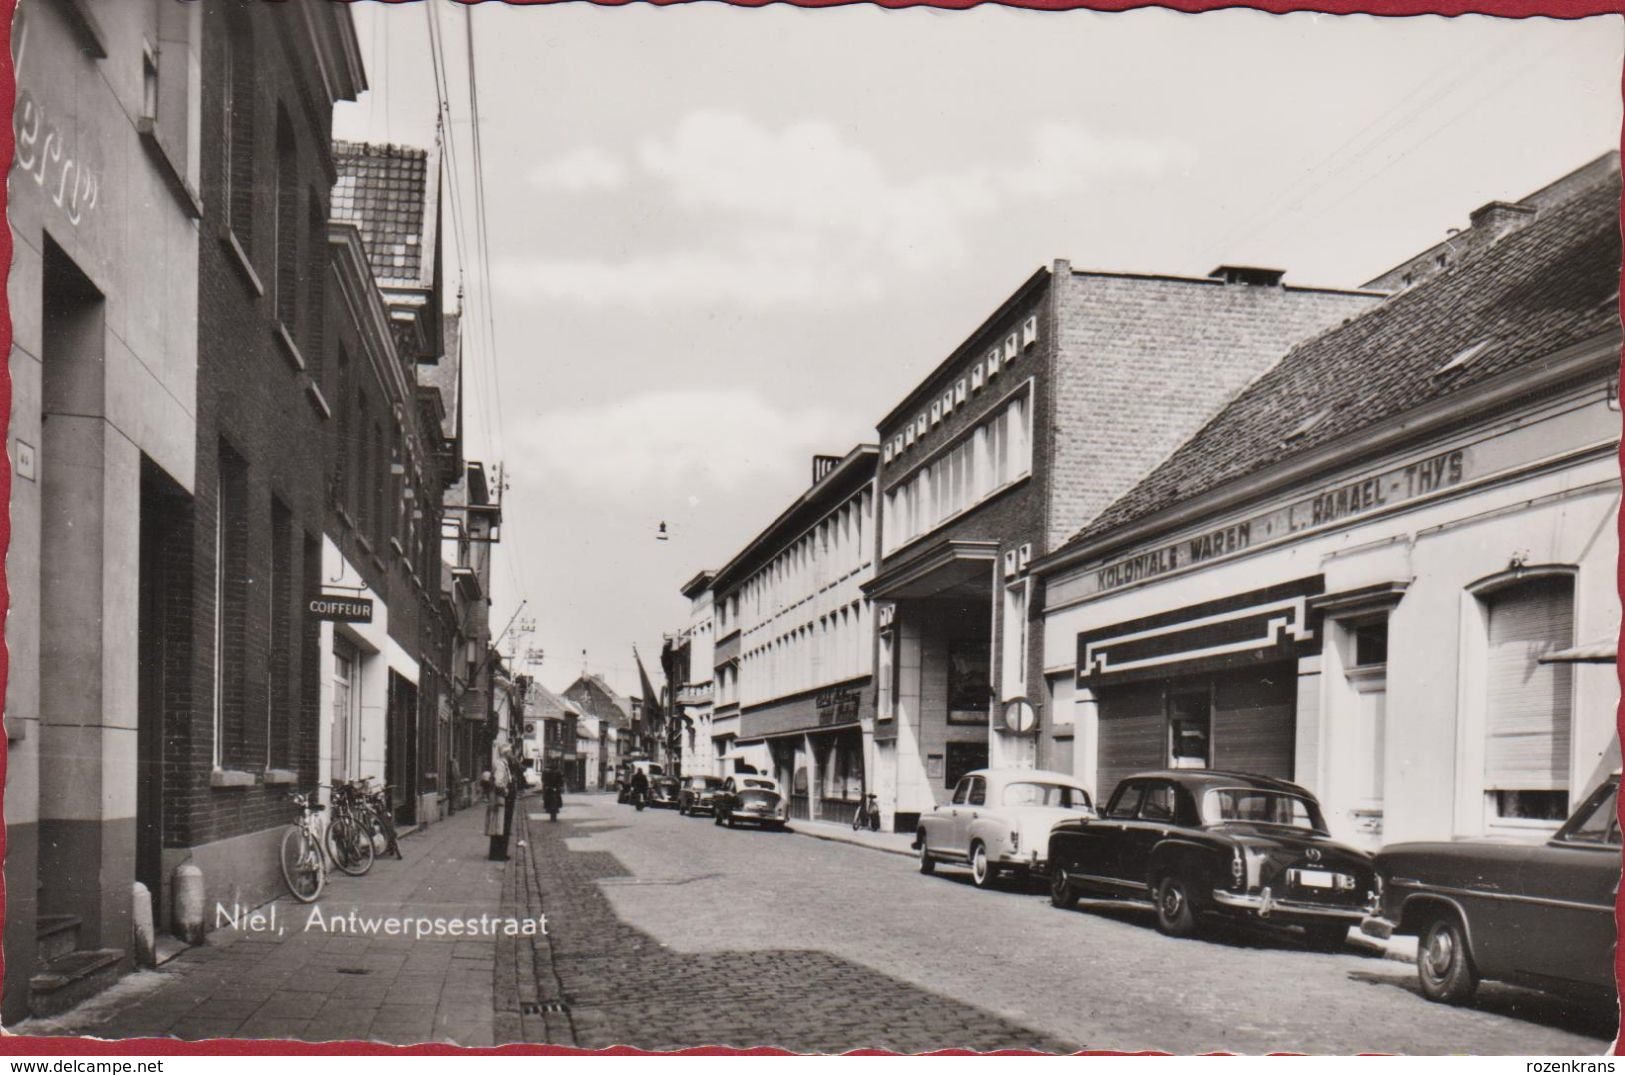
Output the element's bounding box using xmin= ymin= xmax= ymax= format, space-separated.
xmin=281 ymin=825 xmax=325 ymax=902
xmin=375 ymin=807 xmax=403 ymax=859
xmin=355 ymin=810 xmax=387 ymax=857
xmin=326 ymin=814 xmax=376 ymax=876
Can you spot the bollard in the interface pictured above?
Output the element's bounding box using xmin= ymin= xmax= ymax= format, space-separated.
xmin=173 ymin=864 xmax=205 ymax=945
xmin=131 ymin=882 xmax=156 ymax=967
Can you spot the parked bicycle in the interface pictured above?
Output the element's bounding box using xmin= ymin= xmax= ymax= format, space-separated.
xmin=852 ymin=792 xmax=882 ymax=832
xmin=281 ymin=792 xmax=327 ymax=902
xmin=357 ymin=777 xmax=403 ymax=860
xmin=326 ymin=782 xmax=377 ymax=877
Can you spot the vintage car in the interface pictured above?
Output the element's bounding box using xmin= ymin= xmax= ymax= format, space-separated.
xmin=714 ymin=773 xmax=789 ymax=829
xmin=916 ymin=768 xmax=1094 ymax=888
xmin=1362 ymin=774 xmax=1620 ymax=1005
xmin=648 ymin=775 xmax=682 ymax=809
xmin=678 ymin=775 xmax=726 ymax=816
xmin=1047 ymin=770 xmax=1376 ymax=946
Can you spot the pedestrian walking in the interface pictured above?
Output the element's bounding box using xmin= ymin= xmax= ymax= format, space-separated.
xmin=484 ymin=740 xmax=513 ymax=862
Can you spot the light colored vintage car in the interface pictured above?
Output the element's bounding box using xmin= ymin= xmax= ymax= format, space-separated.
xmin=714 ymin=773 xmax=790 ymax=830
xmin=916 ymin=768 xmax=1095 ymax=888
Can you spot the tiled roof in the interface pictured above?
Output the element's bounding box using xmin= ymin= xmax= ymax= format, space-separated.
xmin=528 ymin=683 xmax=580 ymax=720
xmin=1064 ymin=169 xmax=1621 ymax=553
xmin=332 ymin=140 xmax=434 ymax=288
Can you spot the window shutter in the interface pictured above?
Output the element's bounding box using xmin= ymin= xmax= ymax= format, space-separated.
xmin=1483 ymin=577 xmax=1574 ymax=791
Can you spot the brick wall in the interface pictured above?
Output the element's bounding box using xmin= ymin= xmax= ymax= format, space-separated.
xmin=170 ymin=1 xmax=344 ymax=849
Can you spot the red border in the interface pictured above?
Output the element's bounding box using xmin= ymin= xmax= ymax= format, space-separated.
xmin=0 ymin=0 xmax=1620 ymax=1058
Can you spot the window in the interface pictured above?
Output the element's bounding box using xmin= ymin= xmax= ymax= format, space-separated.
xmin=223 ymin=9 xmax=255 ymax=245
xmin=1001 ymin=581 xmax=1028 ymax=700
xmin=215 ymin=440 xmax=250 ymax=769
xmin=1167 ymin=689 xmax=1211 ymax=768
xmin=966 ymin=776 xmax=986 ymax=806
xmin=1482 ymin=575 xmax=1574 ymax=821
xmin=306 ymin=194 xmax=326 ymax=376
xmin=1140 ymin=783 xmax=1176 ymax=822
xmin=268 ymin=498 xmax=293 ymax=769
xmin=1202 ymin=789 xmax=1323 ymax=831
xmin=882 ymin=390 xmax=1032 ymax=553
xmin=1352 ymin=621 xmax=1388 ymax=667
xmin=273 ymin=110 xmax=297 ymax=328
xmin=1106 ymin=782 xmax=1144 ymax=819
xmin=1002 ymin=782 xmax=1091 ymax=810
xmin=1559 ymin=783 xmax=1619 ymax=846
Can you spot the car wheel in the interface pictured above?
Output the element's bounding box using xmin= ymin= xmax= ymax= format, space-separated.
xmin=1418 ymin=913 xmax=1479 ymax=1004
xmin=1050 ymin=868 xmax=1078 ymax=909
xmin=1153 ymin=873 xmax=1199 ymax=937
xmin=918 ymin=836 xmax=936 ymax=875
xmin=969 ymin=842 xmax=999 ymax=889
xmin=1304 ymin=922 xmax=1350 ymax=951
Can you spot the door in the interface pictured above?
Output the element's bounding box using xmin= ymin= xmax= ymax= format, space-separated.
xmin=1083 ymin=780 xmax=1145 ymax=889
xmin=1097 ymin=682 xmax=1166 ymax=796
xmin=954 ymin=775 xmax=988 ymax=854
xmin=1512 ymin=782 xmax=1620 ymax=990
xmin=331 ymin=644 xmax=355 ymax=782
xmin=1117 ymin=780 xmax=1178 ymax=886
xmin=928 ymin=776 xmax=970 ymax=854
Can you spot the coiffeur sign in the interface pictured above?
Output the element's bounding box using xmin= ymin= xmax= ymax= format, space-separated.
xmin=308 ymin=595 xmax=374 ymax=624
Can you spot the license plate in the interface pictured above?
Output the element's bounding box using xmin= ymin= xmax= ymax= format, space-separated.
xmin=1292 ymin=869 xmax=1335 ymax=889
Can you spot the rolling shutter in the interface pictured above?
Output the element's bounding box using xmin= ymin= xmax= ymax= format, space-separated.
xmin=1097 ymin=681 xmax=1166 ymax=800
xmin=1211 ymin=665 xmax=1296 ymax=779
xmin=1484 ymin=577 xmax=1573 ymax=791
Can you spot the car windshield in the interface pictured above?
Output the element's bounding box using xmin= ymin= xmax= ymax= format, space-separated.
xmin=1202 ymin=788 xmax=1323 ymax=831
xmin=1002 ymin=782 xmax=1091 ymax=810
xmin=740 ymin=779 xmax=776 ymax=791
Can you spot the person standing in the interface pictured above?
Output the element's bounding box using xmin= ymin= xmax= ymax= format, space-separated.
xmin=485 ymin=740 xmax=513 ymax=861
xmin=501 ymin=742 xmax=523 ymax=849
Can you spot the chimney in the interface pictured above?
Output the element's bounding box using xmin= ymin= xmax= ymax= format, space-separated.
xmin=811 ymin=454 xmax=840 ymax=485
xmin=1467 ymin=200 xmax=1537 ymax=248
xmin=1208 ymin=265 xmax=1286 ymax=287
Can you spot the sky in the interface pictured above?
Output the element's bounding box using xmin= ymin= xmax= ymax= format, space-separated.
xmin=331 ymin=2 xmax=1623 ymax=699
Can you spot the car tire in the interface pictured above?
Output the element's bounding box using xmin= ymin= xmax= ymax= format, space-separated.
xmin=970 ymin=842 xmax=999 ymax=889
xmin=1050 ymin=868 xmax=1078 ymax=909
xmin=1153 ymin=873 xmax=1200 ymax=937
xmin=1418 ymin=913 xmax=1479 ymax=1004
xmin=918 ymin=837 xmax=935 ymax=875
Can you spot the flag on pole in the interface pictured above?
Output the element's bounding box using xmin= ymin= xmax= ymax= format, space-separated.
xmin=634 ymin=645 xmax=663 ymax=742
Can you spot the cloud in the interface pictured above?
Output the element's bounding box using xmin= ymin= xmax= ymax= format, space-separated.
xmin=525 ymin=146 xmax=628 ymax=193
xmin=513 ymin=388 xmax=855 ymax=495
xmin=497 ymin=113 xmax=1194 ymax=308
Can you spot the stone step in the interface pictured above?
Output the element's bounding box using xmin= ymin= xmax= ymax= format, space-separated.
xmin=35 ymin=915 xmax=82 ymax=963
xmin=29 ymin=949 xmax=124 ymax=1018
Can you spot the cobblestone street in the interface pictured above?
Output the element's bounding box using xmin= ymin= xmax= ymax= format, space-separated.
xmin=15 ymin=792 xmax=1617 ymax=1053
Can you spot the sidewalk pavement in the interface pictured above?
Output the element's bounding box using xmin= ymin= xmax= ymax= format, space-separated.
xmin=15 ymin=801 xmax=510 ymax=1045
xmin=789 ymin=818 xmax=916 ymax=857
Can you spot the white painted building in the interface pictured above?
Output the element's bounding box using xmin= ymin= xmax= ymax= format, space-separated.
xmin=1036 ymin=163 xmax=1620 ymax=848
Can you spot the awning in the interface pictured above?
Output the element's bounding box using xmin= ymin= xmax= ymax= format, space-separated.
xmin=863 ymin=539 xmax=1000 ymax=601
xmin=1537 ymin=639 xmax=1617 ymax=665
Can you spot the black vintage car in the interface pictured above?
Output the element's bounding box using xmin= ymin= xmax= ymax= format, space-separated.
xmin=1047 ymin=770 xmax=1376 ymax=947
xmin=1363 ymin=774 xmax=1619 ymax=1005
xmin=648 ymin=775 xmax=682 ymax=810
xmin=678 ymin=775 xmax=725 ymax=816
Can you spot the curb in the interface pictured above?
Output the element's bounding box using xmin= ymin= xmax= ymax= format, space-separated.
xmin=790 ymin=822 xmax=917 ymax=859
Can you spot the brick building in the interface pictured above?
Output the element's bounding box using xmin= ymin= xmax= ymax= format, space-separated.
xmin=441 ymin=459 xmax=502 ymax=806
xmin=865 ymin=260 xmax=1380 ymax=835
xmin=4 ymin=0 xmax=209 ymax=1021
xmin=1037 ymin=159 xmax=1621 ymax=848
xmin=320 ymin=139 xmax=459 ymax=827
xmin=563 ymin=672 xmax=638 ymax=782
xmin=154 ymin=0 xmax=365 ymax=956
xmin=710 ymin=448 xmax=879 ymax=824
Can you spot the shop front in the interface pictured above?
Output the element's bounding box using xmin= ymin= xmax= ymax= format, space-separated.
xmin=739 ymin=677 xmax=872 ymax=825
xmin=1076 ymin=579 xmax=1322 ymax=799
